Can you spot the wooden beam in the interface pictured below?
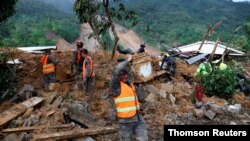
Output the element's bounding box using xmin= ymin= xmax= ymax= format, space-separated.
xmin=33 ymin=126 xmax=119 ymax=141
xmin=0 ymin=97 xmax=43 ymax=129
xmin=1 ymin=124 xmax=73 ymax=133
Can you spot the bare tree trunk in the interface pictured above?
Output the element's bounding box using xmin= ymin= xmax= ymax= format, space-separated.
xmin=103 ymin=0 xmax=119 ymax=60
xmin=88 ymin=20 xmax=106 ymax=50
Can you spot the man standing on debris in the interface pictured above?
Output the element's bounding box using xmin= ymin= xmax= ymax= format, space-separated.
xmin=82 ymin=48 xmax=95 ymax=102
xmin=72 ymin=41 xmax=84 ymax=90
xmin=160 ymin=52 xmax=176 ymax=75
xmin=194 ymin=58 xmax=212 ymax=78
xmin=109 ymin=55 xmax=148 ymax=141
xmin=137 ymin=43 xmax=146 ymax=54
xmin=41 ymin=49 xmax=58 ymax=91
xmin=192 ymin=58 xmax=212 ymax=103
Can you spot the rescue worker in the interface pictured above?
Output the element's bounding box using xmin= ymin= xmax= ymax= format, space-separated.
xmin=82 ymin=48 xmax=95 ymax=102
xmin=109 ymin=55 xmax=148 ymax=141
xmin=192 ymin=58 xmax=212 ymax=104
xmin=137 ymin=43 xmax=146 ymax=54
xmin=194 ymin=58 xmax=212 ymax=78
xmin=41 ymin=49 xmax=58 ymax=91
xmin=72 ymin=41 xmax=84 ymax=90
xmin=160 ymin=52 xmax=176 ymax=75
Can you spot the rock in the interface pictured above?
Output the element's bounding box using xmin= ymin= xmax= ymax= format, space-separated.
xmin=4 ymin=133 xmax=18 ymax=141
xmin=227 ymin=104 xmax=242 ymax=114
xmin=161 ymin=82 xmax=174 ymax=93
xmin=9 ymin=84 xmax=36 ymax=102
xmin=73 ymin=137 xmax=96 ymax=141
xmin=205 ymin=110 xmax=216 ymax=120
xmin=195 ymin=101 xmax=203 ymax=108
xmin=19 ymin=132 xmax=30 ymax=141
xmin=157 ymin=89 xmax=167 ymax=98
xmin=175 ymin=83 xmax=184 ymax=91
xmin=229 ymin=121 xmax=237 ymax=125
xmin=18 ymin=85 xmax=35 ymax=97
xmin=183 ymin=82 xmax=192 ymax=89
xmin=193 ymin=109 xmax=204 ymax=118
xmin=209 ymin=104 xmax=226 ymax=114
xmin=145 ymin=85 xmax=158 ymax=94
xmin=169 ymin=93 xmax=175 ymax=104
xmin=67 ymin=102 xmax=96 ymax=128
xmin=145 ymin=93 xmax=156 ymax=103
xmin=136 ymin=85 xmax=150 ymax=100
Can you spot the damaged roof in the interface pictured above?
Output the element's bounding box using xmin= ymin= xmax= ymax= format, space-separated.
xmin=17 ymin=46 xmax=57 ymax=53
xmin=174 ymin=41 xmax=245 ymax=56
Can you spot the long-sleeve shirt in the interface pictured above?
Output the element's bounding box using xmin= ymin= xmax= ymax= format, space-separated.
xmin=194 ymin=62 xmax=212 ymax=78
xmin=47 ymin=55 xmax=58 ymax=65
xmin=109 ymin=60 xmax=145 ymax=123
xmin=109 ymin=60 xmax=133 ymax=97
xmin=84 ymin=57 xmax=92 ymax=78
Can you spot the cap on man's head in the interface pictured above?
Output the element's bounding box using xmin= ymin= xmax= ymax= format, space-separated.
xmin=140 ymin=43 xmax=146 ymax=48
xmin=76 ymin=41 xmax=83 ymax=48
xmin=82 ymin=48 xmax=88 ymax=54
xmin=165 ymin=52 xmax=170 ymax=57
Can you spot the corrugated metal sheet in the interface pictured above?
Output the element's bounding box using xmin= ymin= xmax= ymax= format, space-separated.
xmin=186 ymin=53 xmax=208 ymax=65
xmin=17 ymin=46 xmax=56 ymax=53
xmin=175 ymin=41 xmax=245 ymax=55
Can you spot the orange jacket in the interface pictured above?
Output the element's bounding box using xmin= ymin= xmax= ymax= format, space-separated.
xmin=76 ymin=50 xmax=82 ymax=64
xmin=82 ymin=56 xmax=95 ymax=77
xmin=113 ymin=82 xmax=140 ymax=118
xmin=41 ymin=55 xmax=55 ymax=74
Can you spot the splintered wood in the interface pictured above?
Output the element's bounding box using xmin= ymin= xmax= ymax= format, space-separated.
xmin=33 ymin=126 xmax=119 ymax=141
xmin=0 ymin=97 xmax=43 ymax=129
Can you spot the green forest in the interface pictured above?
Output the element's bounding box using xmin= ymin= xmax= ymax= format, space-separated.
xmin=0 ymin=0 xmax=80 ymax=47
xmin=121 ymin=0 xmax=250 ymax=50
xmin=0 ymin=0 xmax=250 ymax=51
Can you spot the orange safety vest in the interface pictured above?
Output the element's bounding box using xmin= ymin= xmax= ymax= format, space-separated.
xmin=41 ymin=55 xmax=55 ymax=74
xmin=113 ymin=82 xmax=140 ymax=118
xmin=82 ymin=56 xmax=95 ymax=77
xmin=76 ymin=50 xmax=82 ymax=64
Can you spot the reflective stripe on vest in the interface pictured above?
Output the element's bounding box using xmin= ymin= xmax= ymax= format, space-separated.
xmin=83 ymin=56 xmax=95 ymax=77
xmin=114 ymin=82 xmax=140 ymax=118
xmin=76 ymin=50 xmax=81 ymax=63
xmin=41 ymin=55 xmax=55 ymax=74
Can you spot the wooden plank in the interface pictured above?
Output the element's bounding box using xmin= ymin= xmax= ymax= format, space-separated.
xmin=51 ymin=96 xmax=63 ymax=108
xmin=45 ymin=92 xmax=58 ymax=104
xmin=1 ymin=124 xmax=73 ymax=133
xmin=20 ymin=97 xmax=43 ymax=108
xmin=33 ymin=126 xmax=119 ymax=141
xmin=0 ymin=97 xmax=43 ymax=129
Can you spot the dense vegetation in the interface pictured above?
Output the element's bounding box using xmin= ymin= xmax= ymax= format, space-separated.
xmin=201 ymin=66 xmax=236 ymax=99
xmin=121 ymin=0 xmax=250 ymax=49
xmin=0 ymin=0 xmax=80 ymax=47
xmin=0 ymin=0 xmax=18 ymax=23
xmin=1 ymin=0 xmax=250 ymax=50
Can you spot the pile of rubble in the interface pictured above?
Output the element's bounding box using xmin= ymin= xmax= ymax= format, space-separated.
xmin=0 ymin=49 xmax=250 ymax=141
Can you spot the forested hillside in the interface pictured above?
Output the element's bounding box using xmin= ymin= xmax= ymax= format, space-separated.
xmin=121 ymin=0 xmax=250 ymax=48
xmin=0 ymin=0 xmax=79 ymax=47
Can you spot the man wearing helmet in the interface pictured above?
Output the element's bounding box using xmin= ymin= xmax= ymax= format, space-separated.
xmin=72 ymin=41 xmax=84 ymax=90
xmin=109 ymin=55 xmax=148 ymax=141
